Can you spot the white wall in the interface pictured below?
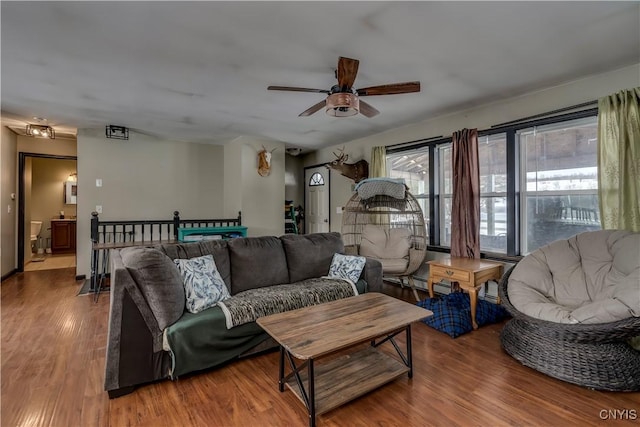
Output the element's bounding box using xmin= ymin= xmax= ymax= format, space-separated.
xmin=305 ymin=63 xmax=640 ymax=232
xmin=76 ymin=129 xmax=227 ymax=277
xmin=234 ymin=137 xmax=285 ymax=237
xmin=1 ymin=126 xmax=18 ymax=277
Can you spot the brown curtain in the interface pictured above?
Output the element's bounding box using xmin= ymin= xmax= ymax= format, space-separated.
xmin=451 ymin=128 xmax=480 ymax=258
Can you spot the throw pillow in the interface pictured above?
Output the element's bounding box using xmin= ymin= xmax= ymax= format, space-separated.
xmin=174 ymin=255 xmax=230 ymax=314
xmin=416 ymin=292 xmax=473 ymax=338
xmin=328 ymin=253 xmax=366 ymax=283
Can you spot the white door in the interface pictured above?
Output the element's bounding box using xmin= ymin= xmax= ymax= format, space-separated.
xmin=305 ymin=167 xmax=330 ymax=233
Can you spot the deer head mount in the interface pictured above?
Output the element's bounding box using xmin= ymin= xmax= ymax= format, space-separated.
xmin=325 ymin=147 xmax=369 ymax=183
xmin=258 ymin=145 xmax=277 ymax=177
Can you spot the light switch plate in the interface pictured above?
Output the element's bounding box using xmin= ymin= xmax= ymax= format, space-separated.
xmin=96 ymin=205 xmax=103 ymax=214
xmin=96 ymin=179 xmax=103 ymax=187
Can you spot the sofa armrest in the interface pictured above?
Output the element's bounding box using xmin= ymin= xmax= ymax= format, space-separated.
xmin=361 ymin=257 xmax=383 ymax=293
xmin=104 ymin=249 xmax=170 ymax=395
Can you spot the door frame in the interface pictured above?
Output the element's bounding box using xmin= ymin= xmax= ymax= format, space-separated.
xmin=304 ymin=163 xmax=331 ymax=233
xmin=17 ymin=152 xmax=78 ymax=272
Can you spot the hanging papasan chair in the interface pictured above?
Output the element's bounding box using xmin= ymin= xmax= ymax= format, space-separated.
xmin=341 ymin=178 xmax=427 ymax=301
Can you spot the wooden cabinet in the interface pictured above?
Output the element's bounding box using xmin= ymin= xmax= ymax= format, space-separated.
xmin=51 ymin=220 xmax=76 ymax=254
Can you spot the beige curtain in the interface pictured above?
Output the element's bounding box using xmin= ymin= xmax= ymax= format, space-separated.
xmin=370 ymin=146 xmax=387 ymax=177
xmin=451 ymin=128 xmax=480 ymax=258
xmin=597 ymin=88 xmax=640 ymax=231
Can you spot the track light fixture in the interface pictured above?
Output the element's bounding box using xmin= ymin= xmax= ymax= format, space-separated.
xmin=26 ymin=124 xmax=55 ymax=139
xmin=105 ymin=125 xmax=129 ymax=140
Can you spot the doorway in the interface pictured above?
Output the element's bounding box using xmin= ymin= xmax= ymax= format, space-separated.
xmin=18 ymin=153 xmax=78 ymax=272
xmin=304 ymin=166 xmax=330 ymax=234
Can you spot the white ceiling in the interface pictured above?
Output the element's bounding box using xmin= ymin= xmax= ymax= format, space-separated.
xmin=2 ymin=1 xmax=638 ymax=149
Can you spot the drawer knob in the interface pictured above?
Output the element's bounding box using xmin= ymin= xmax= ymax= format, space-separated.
xmin=445 ymin=270 xmax=454 ymax=276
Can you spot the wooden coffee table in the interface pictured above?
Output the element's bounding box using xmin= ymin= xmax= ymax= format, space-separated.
xmin=257 ymin=292 xmax=431 ymax=427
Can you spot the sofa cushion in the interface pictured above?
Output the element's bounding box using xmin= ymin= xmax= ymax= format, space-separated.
xmin=120 ymin=247 xmax=185 ymax=330
xmin=174 ymin=255 xmax=230 ymax=314
xmin=280 ymin=232 xmax=345 ymax=283
xmin=156 ymin=240 xmax=231 ymax=292
xmin=228 ymin=236 xmax=289 ymax=294
xmin=359 ymin=225 xmax=411 ymax=260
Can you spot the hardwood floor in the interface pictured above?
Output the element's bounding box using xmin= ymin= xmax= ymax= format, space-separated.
xmin=2 ymin=268 xmax=638 ymax=426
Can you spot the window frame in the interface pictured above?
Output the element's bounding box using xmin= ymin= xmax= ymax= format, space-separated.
xmin=385 ymin=107 xmax=598 ymax=261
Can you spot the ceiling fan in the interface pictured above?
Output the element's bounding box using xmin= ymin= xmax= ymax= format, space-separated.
xmin=268 ymin=56 xmax=420 ymax=118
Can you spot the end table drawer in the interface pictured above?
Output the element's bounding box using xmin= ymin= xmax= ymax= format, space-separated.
xmin=431 ymin=266 xmax=470 ymax=282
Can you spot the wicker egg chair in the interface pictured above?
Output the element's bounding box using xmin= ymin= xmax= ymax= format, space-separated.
xmin=341 ymin=180 xmax=427 ymax=301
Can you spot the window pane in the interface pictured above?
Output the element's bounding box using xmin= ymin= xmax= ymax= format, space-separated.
xmin=520 ymin=116 xmax=600 ymax=253
xmin=438 ymin=145 xmax=452 ymax=246
xmin=479 ymin=134 xmax=507 ymax=194
xmin=480 ymin=196 xmax=507 ymax=253
xmin=479 ymin=134 xmax=507 ymax=253
xmin=441 ymin=196 xmax=452 ymax=247
xmin=386 ymin=150 xmax=429 ymax=196
xmin=387 ymin=150 xmax=430 ymax=240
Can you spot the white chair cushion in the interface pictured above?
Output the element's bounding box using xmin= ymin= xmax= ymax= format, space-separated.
xmin=509 ymin=230 xmax=640 ymax=324
xmin=359 ymin=225 xmax=411 ymax=260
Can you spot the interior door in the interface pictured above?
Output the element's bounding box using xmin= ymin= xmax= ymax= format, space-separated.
xmin=305 ymin=166 xmax=330 ymax=233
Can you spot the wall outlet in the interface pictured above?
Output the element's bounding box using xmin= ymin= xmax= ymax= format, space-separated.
xmin=96 ymin=205 xmax=103 ymax=214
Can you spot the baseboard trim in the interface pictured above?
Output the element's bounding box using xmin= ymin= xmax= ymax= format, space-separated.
xmin=75 ymin=274 xmax=86 ymax=281
xmin=1 ymin=269 xmax=18 ymax=282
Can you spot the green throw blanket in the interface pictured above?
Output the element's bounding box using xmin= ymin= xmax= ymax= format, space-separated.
xmin=165 ymin=278 xmax=366 ymax=378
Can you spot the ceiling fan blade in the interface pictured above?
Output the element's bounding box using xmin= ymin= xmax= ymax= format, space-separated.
xmin=268 ymin=86 xmax=329 ymax=94
xmin=337 ymin=57 xmax=359 ymax=89
xmin=358 ymin=100 xmax=380 ymax=118
xmin=357 ymin=81 xmax=421 ymax=96
xmin=299 ymin=100 xmax=326 ymax=117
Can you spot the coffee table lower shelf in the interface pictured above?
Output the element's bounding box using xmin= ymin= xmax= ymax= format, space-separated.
xmin=285 ymin=346 xmax=409 ymax=415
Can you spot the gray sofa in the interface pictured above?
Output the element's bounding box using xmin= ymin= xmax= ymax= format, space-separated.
xmin=104 ymin=232 xmax=383 ymax=398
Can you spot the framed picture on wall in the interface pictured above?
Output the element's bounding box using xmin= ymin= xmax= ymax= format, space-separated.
xmin=64 ymin=181 xmax=77 ymax=205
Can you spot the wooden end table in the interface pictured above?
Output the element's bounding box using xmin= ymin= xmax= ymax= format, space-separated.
xmin=427 ymin=256 xmax=503 ymax=330
xmin=257 ymin=293 xmax=431 ymax=427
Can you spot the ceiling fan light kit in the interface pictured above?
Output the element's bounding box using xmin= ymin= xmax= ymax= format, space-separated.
xmin=326 ymin=92 xmax=359 ymax=117
xmin=26 ymin=124 xmax=55 ymax=139
xmin=268 ymin=56 xmax=420 ymax=118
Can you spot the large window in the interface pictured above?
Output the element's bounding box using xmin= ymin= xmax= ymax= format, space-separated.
xmin=519 ymin=116 xmax=599 ymax=253
xmin=386 ymin=110 xmax=600 ymax=258
xmin=438 ymin=134 xmax=507 ymax=253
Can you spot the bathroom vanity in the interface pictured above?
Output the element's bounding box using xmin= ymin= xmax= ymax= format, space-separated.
xmin=51 ymin=219 xmax=76 ymax=254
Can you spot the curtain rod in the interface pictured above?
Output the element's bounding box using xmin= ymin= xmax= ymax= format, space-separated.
xmin=386 ymin=99 xmax=598 ymax=152
xmin=491 ymin=100 xmax=597 ymax=128
xmin=386 ymin=135 xmax=444 ymax=149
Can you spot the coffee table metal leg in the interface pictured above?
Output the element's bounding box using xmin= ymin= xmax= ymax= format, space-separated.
xmin=278 ymin=346 xmax=285 ymax=392
xmin=308 ymin=358 xmax=315 ymax=427
xmin=407 ymin=325 xmax=413 ymax=378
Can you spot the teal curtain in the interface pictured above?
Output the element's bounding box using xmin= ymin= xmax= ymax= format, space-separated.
xmin=370 ymin=146 xmax=387 ymax=177
xmin=597 ymin=88 xmax=640 ymax=231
